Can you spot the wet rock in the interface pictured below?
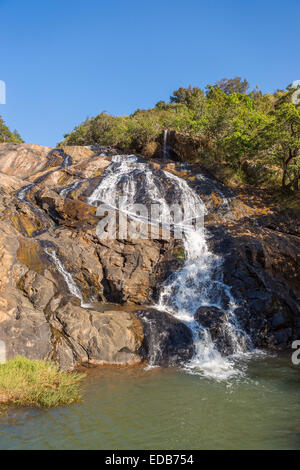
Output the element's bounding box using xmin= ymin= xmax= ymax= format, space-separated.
xmin=0 ymin=141 xmax=299 ymax=369
xmin=136 ymin=308 xmax=194 ymax=366
xmin=96 ymin=236 xmax=178 ymax=304
xmin=195 ymin=306 xmax=237 ymax=355
xmin=208 ymin=214 xmax=300 ymax=350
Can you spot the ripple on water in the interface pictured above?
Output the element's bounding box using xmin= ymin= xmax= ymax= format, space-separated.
xmin=0 ymin=356 xmax=300 ymax=450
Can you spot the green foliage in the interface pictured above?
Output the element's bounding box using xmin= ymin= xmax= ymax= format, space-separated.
xmin=59 ymin=78 xmax=300 ymax=193
xmin=0 ymin=357 xmax=85 ymax=408
xmin=215 ymin=77 xmax=250 ymax=95
xmin=256 ymin=103 xmax=300 ymax=190
xmin=0 ymin=116 xmax=23 ymax=143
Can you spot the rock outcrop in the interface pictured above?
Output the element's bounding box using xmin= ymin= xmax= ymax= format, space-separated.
xmin=0 ymin=144 xmax=187 ymax=369
xmin=0 ymin=142 xmax=299 ymax=370
xmin=208 ymin=212 xmax=300 ymax=350
xmin=195 ymin=306 xmax=235 ymax=355
xmin=136 ymin=308 xmax=194 ymax=366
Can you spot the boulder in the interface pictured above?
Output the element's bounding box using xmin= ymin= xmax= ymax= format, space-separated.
xmin=136 ymin=308 xmax=194 ymax=366
xmin=48 ymin=298 xmax=143 ymax=369
xmin=0 ymin=307 xmax=52 ymax=362
xmin=195 ymin=306 xmax=239 ymax=355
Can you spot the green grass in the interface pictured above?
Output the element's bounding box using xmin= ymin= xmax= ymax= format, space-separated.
xmin=0 ymin=357 xmax=85 ymax=408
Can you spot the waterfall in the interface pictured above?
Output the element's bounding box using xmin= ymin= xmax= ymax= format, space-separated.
xmin=88 ymin=155 xmax=252 ymax=379
xmin=60 ymin=180 xmax=82 ymax=198
xmin=17 ymin=183 xmax=36 ymax=201
xmin=163 ymin=129 xmax=168 ymax=161
xmin=155 ymin=171 xmax=252 ymax=379
xmin=44 ymin=247 xmax=90 ymax=309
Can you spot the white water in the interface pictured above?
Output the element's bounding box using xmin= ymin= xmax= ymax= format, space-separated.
xmin=155 ymin=171 xmax=252 ymax=379
xmin=88 ymin=155 xmax=253 ymax=379
xmin=60 ymin=180 xmax=82 ymax=198
xmin=17 ymin=184 xmax=35 ymax=201
xmin=163 ymin=129 xmax=168 ymax=161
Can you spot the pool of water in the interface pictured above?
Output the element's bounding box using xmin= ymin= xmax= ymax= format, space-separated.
xmin=0 ymin=355 xmax=299 ymax=450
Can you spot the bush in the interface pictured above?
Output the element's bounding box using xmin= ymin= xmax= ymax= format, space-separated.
xmin=0 ymin=116 xmax=23 ymax=143
xmin=0 ymin=357 xmax=85 ymax=408
xmin=59 ymin=79 xmax=300 ymax=194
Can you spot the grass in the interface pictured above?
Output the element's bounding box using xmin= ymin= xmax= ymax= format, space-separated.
xmin=173 ymin=245 xmax=185 ymax=261
xmin=0 ymin=357 xmax=85 ymax=409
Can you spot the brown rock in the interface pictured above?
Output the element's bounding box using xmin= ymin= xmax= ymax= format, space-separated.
xmin=0 ymin=143 xmax=53 ymax=179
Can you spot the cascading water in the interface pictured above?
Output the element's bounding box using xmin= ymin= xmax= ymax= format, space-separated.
xmin=17 ymin=183 xmax=36 ymax=201
xmin=44 ymin=247 xmax=91 ymax=309
xmin=88 ymin=154 xmax=253 ymax=379
xmin=155 ymin=171 xmax=252 ymax=379
xmin=60 ymin=180 xmax=82 ymax=198
xmin=17 ymin=151 xmax=92 ymax=310
xmin=163 ymin=129 xmax=169 ymax=161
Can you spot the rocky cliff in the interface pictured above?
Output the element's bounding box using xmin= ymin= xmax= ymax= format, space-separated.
xmin=0 ymin=142 xmax=299 ymax=370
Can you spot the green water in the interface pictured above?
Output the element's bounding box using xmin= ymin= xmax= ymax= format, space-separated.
xmin=0 ymin=355 xmax=299 ymax=450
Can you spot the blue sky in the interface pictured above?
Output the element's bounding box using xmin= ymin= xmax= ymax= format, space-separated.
xmin=1 ymin=0 xmax=300 ymax=146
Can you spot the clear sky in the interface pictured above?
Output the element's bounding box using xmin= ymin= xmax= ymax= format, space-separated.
xmin=1 ymin=0 xmax=300 ymax=146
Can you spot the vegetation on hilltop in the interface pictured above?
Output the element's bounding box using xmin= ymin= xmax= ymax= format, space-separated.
xmin=60 ymin=77 xmax=300 ymax=194
xmin=0 ymin=115 xmax=23 ymax=143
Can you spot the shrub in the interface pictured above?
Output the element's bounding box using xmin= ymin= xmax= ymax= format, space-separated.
xmin=0 ymin=357 xmax=85 ymax=408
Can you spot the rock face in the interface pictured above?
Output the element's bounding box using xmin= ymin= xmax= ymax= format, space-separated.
xmin=195 ymin=307 xmax=235 ymax=355
xmin=0 ymin=142 xmax=299 ymax=371
xmin=136 ymin=309 xmax=194 ymax=366
xmin=46 ymin=298 xmax=144 ymax=370
xmin=0 ymin=145 xmax=187 ymax=369
xmin=207 ymin=211 xmax=300 ymax=350
xmin=166 ymin=130 xmax=206 ymax=162
xmin=0 ymin=143 xmax=55 ymax=178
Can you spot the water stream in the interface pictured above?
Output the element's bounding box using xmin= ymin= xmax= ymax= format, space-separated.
xmin=60 ymin=180 xmax=82 ymax=198
xmin=16 ymin=150 xmax=91 ymax=308
xmin=44 ymin=247 xmax=84 ymax=303
xmin=87 ymin=155 xmax=253 ymax=379
xmin=4 ymin=152 xmax=298 ymax=450
xmin=163 ymin=129 xmax=169 ymax=161
xmin=16 ymin=151 xmax=256 ymax=379
xmin=16 ymin=149 xmax=73 ymax=235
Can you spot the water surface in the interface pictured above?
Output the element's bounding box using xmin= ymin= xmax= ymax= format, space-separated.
xmin=0 ymin=355 xmax=299 ymax=450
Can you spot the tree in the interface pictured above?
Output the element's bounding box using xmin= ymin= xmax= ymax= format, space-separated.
xmin=215 ymin=77 xmax=250 ymax=95
xmin=0 ymin=116 xmax=23 ymax=143
xmin=170 ymin=86 xmax=203 ymax=105
xmin=257 ymin=103 xmax=300 ymax=191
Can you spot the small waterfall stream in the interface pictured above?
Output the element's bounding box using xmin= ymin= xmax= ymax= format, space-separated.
xmin=16 ymin=148 xmax=253 ymax=379
xmin=60 ymin=180 xmax=82 ymax=198
xmin=88 ymin=155 xmax=252 ymax=379
xmin=43 ymin=246 xmax=91 ymax=309
xmin=16 ymin=149 xmax=74 ymax=235
xmin=16 ymin=150 xmax=92 ymax=308
xmin=44 ymin=248 xmax=84 ymax=302
xmin=163 ymin=129 xmax=169 ymax=161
